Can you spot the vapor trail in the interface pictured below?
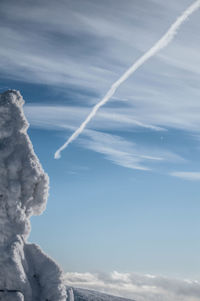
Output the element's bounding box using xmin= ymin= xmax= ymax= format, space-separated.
xmin=54 ymin=0 xmax=200 ymax=159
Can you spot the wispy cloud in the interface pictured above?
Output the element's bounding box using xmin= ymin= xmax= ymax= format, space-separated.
xmin=24 ymin=104 xmax=164 ymax=132
xmin=78 ymin=130 xmax=183 ymax=171
xmin=24 ymin=104 xmax=184 ymax=171
xmin=79 ymin=130 xmax=154 ymax=171
xmin=170 ymin=171 xmax=200 ymax=181
xmin=64 ymin=271 xmax=200 ymax=301
xmin=54 ymin=0 xmax=200 ymax=158
xmin=1 ymin=0 xmax=200 ymax=108
xmin=2 ymin=0 xmax=200 ymax=171
xmin=25 ymin=95 xmax=200 ymax=134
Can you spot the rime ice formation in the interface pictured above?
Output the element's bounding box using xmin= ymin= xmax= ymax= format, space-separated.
xmin=0 ymin=90 xmax=67 ymax=301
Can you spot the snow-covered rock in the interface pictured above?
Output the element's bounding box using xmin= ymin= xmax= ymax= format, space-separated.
xmin=0 ymin=291 xmax=24 ymax=301
xmin=66 ymin=287 xmax=135 ymax=301
xmin=0 ymin=90 xmax=67 ymax=301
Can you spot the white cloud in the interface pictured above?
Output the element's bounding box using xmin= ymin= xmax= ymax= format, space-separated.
xmin=1 ymin=0 xmax=200 ymax=101
xmin=54 ymin=0 xmax=200 ymax=158
xmin=24 ymin=104 xmax=165 ymax=132
xmin=1 ymin=0 xmax=200 ymax=154
xmin=64 ymin=271 xmax=200 ymax=301
xmin=78 ymin=129 xmax=183 ymax=171
xmin=3 ymin=0 xmax=200 ymax=169
xmin=24 ymin=104 xmax=184 ymax=171
xmin=170 ymin=171 xmax=200 ymax=181
xmin=79 ymin=130 xmax=152 ymax=171
xmin=24 ymin=88 xmax=200 ymax=136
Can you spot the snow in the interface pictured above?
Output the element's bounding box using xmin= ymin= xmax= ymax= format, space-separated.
xmin=0 ymin=291 xmax=24 ymax=301
xmin=0 ymin=90 xmax=66 ymax=300
xmin=67 ymin=288 xmax=74 ymax=301
xmin=66 ymin=287 xmax=135 ymax=301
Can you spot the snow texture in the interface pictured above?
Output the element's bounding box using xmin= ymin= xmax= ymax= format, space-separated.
xmin=0 ymin=90 xmax=67 ymax=300
xmin=66 ymin=287 xmax=135 ymax=301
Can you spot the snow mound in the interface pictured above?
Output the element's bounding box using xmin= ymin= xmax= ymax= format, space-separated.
xmin=66 ymin=287 xmax=135 ymax=301
xmin=0 ymin=90 xmax=66 ymax=301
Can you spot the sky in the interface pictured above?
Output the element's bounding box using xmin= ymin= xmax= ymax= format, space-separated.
xmin=1 ymin=0 xmax=200 ymax=294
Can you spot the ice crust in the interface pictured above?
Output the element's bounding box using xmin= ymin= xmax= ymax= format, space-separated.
xmin=0 ymin=90 xmax=66 ymax=301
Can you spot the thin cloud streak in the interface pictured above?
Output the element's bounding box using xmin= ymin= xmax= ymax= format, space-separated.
xmin=54 ymin=0 xmax=200 ymax=159
xmin=25 ymin=101 xmax=200 ymax=133
xmin=78 ymin=130 xmax=184 ymax=171
xmin=24 ymin=104 xmax=165 ymax=132
xmin=24 ymin=105 xmax=184 ymax=171
xmin=170 ymin=171 xmax=200 ymax=181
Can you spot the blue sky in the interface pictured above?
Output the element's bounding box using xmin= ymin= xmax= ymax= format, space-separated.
xmin=1 ymin=0 xmax=200 ymax=280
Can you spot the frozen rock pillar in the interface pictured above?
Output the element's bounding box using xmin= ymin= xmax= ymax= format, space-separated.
xmin=0 ymin=90 xmax=67 ymax=301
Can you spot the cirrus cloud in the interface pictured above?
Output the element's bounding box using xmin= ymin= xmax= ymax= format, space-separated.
xmin=170 ymin=171 xmax=200 ymax=181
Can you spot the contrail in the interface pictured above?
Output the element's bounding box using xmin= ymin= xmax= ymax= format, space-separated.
xmin=55 ymin=0 xmax=200 ymax=159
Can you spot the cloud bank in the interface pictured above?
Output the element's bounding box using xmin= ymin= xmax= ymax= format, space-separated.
xmin=54 ymin=0 xmax=200 ymax=159
xmin=65 ymin=271 xmax=200 ymax=301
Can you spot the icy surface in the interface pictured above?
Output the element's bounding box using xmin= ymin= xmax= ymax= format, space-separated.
xmin=0 ymin=90 xmax=66 ymax=300
xmin=66 ymin=287 xmax=135 ymax=301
